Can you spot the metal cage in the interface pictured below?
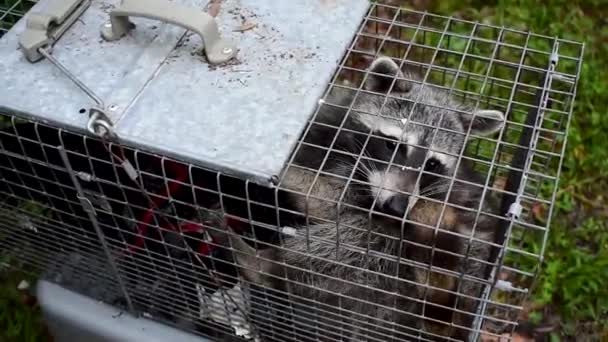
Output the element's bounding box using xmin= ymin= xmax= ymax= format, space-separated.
xmin=0 ymin=1 xmax=583 ymax=341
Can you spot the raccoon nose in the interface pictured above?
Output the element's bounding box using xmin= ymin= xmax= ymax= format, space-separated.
xmin=382 ymin=195 xmax=409 ymax=218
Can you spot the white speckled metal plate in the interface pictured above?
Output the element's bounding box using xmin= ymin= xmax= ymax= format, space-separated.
xmin=0 ymin=0 xmax=370 ymax=184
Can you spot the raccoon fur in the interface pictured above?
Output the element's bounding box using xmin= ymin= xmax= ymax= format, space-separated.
xmin=218 ymin=174 xmax=502 ymax=341
xmin=208 ymin=206 xmax=420 ymax=342
xmin=277 ymin=164 xmax=365 ymax=222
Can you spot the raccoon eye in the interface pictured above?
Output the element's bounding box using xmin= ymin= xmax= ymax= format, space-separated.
xmin=385 ymin=140 xmax=397 ymax=150
xmin=425 ymin=158 xmax=441 ymax=173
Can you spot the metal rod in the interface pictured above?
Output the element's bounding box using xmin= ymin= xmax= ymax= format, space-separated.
xmin=38 ymin=47 xmax=104 ymax=107
xmin=57 ymin=145 xmax=135 ymax=313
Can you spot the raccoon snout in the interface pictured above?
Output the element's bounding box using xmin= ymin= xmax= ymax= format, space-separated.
xmin=381 ymin=194 xmax=409 ymax=218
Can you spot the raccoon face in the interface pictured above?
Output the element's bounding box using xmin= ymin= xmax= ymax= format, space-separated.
xmin=343 ymin=57 xmax=505 ymax=218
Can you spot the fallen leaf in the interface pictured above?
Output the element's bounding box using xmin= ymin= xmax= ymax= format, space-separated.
xmin=234 ymin=22 xmax=257 ymax=32
xmin=207 ymin=0 xmax=221 ymax=17
xmin=531 ymin=203 xmax=546 ymax=222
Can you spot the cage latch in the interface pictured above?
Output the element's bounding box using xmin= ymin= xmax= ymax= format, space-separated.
xmin=18 ymin=0 xmax=90 ymax=62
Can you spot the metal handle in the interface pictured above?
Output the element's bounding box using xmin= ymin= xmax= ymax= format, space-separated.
xmin=100 ymin=0 xmax=237 ymax=64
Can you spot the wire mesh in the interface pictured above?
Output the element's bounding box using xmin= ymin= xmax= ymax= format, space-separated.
xmin=0 ymin=0 xmax=34 ymax=38
xmin=0 ymin=1 xmax=583 ymax=342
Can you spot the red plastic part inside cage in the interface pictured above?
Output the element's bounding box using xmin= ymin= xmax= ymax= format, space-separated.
xmin=125 ymin=159 xmax=245 ymax=258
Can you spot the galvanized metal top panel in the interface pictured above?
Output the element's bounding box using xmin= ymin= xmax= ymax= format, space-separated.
xmin=0 ymin=0 xmax=369 ymax=184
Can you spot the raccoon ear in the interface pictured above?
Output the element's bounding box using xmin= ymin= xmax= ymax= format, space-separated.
xmin=461 ymin=109 xmax=505 ymax=136
xmin=364 ymin=56 xmax=411 ymax=93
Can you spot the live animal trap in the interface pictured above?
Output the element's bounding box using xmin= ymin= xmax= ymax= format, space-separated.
xmin=0 ymin=0 xmax=583 ymax=341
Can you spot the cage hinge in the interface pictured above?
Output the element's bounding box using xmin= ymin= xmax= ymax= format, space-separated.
xmin=87 ymin=107 xmax=116 ymax=138
xmin=19 ymin=0 xmax=91 ymax=62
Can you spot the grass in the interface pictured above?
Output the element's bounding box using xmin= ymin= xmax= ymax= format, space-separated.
xmin=1 ymin=0 xmax=607 ymax=340
xmin=418 ymin=0 xmax=608 ymax=339
xmin=0 ymin=257 xmax=49 ymax=342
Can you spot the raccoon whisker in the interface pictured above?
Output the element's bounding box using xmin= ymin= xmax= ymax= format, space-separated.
xmin=330 ymin=164 xmax=353 ymax=178
xmin=361 ymin=161 xmax=376 ymax=178
xmin=418 ymin=185 xmax=450 ymax=197
xmin=350 ymin=139 xmax=378 ymax=173
xmin=326 ymin=157 xmax=351 ymax=169
xmin=353 ymin=138 xmax=366 ymax=153
xmin=419 ymin=183 xmax=467 ymax=195
xmin=330 ymin=159 xmax=370 ymax=180
xmin=325 ymin=157 xmax=355 ymax=173
xmin=357 ymin=156 xmax=378 ymax=176
xmin=418 ymin=188 xmax=470 ymax=199
xmin=417 ymin=179 xmax=455 ymax=194
xmin=358 ymin=145 xmax=380 ymax=175
xmin=416 ymin=186 xmax=448 ymax=198
xmin=343 ymin=140 xmax=369 ymax=166
xmin=423 ymin=179 xmax=452 ymax=189
xmin=343 ymin=154 xmax=374 ymax=179
xmin=357 ymin=140 xmax=374 ymax=160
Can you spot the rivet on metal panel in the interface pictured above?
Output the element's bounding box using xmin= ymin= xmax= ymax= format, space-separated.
xmin=19 ymin=0 xmax=91 ymax=62
xmin=99 ymin=0 xmax=237 ymax=64
xmin=270 ymin=175 xmax=280 ymax=185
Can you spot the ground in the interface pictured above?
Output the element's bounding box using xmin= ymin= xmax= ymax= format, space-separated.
xmin=1 ymin=0 xmax=607 ymax=341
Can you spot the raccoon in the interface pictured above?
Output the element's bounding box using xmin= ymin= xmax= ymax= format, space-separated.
xmin=292 ymin=56 xmax=505 ymax=221
xmin=208 ymin=205 xmax=420 ymax=342
xmin=269 ymin=56 xmax=506 ymax=341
